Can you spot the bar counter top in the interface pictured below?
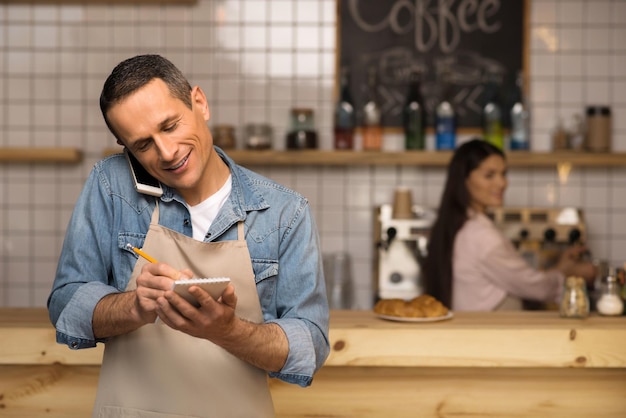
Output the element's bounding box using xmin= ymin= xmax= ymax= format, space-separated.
xmin=2 ymin=308 xmax=624 ymax=367
xmin=1 ymin=308 xmax=625 ymax=417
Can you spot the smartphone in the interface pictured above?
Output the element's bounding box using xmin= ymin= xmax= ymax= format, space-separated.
xmin=124 ymin=149 xmax=163 ymax=197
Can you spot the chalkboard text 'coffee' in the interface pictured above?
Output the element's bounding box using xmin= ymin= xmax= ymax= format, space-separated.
xmin=339 ymin=0 xmax=526 ymax=129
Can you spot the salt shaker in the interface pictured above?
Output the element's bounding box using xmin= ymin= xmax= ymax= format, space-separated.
xmin=596 ymin=270 xmax=624 ymax=316
xmin=560 ymin=276 xmax=589 ymax=318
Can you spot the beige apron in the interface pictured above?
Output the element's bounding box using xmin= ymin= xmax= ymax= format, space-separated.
xmin=93 ymin=203 xmax=275 ymax=418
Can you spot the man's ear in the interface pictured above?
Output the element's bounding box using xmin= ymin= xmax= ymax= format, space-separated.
xmin=191 ymin=86 xmax=210 ymax=121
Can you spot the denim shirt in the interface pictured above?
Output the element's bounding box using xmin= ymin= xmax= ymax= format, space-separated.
xmin=47 ymin=147 xmax=330 ymax=387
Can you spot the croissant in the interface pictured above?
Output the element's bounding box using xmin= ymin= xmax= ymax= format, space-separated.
xmin=374 ymin=294 xmax=448 ymax=318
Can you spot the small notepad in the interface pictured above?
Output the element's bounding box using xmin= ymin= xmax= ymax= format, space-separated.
xmin=171 ymin=277 xmax=231 ymax=306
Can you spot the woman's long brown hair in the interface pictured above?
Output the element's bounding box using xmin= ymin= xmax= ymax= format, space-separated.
xmin=422 ymin=139 xmax=505 ymax=307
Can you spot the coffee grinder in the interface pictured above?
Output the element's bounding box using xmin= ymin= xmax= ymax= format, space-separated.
xmin=374 ymin=188 xmax=436 ymax=301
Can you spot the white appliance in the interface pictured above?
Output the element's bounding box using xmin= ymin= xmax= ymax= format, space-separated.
xmin=374 ymin=204 xmax=435 ymax=301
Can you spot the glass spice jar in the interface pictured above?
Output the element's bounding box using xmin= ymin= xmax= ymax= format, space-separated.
xmin=560 ymin=276 xmax=589 ymax=318
xmin=245 ymin=123 xmax=273 ymax=150
xmin=596 ymin=269 xmax=624 ymax=316
xmin=286 ymin=108 xmax=318 ymax=150
xmin=212 ymin=124 xmax=236 ymax=149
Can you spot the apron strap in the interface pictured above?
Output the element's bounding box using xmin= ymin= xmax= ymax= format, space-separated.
xmin=150 ymin=200 xmax=160 ymax=225
xmin=237 ymin=221 xmax=245 ymax=241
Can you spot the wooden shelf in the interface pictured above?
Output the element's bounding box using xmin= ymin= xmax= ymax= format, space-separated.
xmin=0 ymin=147 xmax=83 ymax=164
xmin=102 ymin=148 xmax=626 ymax=168
xmin=224 ymin=150 xmax=626 ymax=168
xmin=3 ymin=0 xmax=196 ymax=4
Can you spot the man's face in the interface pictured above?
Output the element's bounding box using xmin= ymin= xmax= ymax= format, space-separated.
xmin=107 ymin=78 xmax=214 ymax=204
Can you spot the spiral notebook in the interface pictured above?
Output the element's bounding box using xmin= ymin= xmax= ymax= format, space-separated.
xmin=171 ymin=277 xmax=231 ymax=306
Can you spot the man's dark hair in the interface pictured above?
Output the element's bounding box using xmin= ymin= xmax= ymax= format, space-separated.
xmin=100 ymin=54 xmax=193 ymax=139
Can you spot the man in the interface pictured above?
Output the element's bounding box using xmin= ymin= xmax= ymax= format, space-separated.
xmin=48 ymin=54 xmax=330 ymax=417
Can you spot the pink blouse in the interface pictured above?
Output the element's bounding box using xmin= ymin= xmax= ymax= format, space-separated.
xmin=452 ymin=211 xmax=564 ymax=311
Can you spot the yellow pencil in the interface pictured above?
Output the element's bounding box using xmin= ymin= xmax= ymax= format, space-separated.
xmin=127 ymin=244 xmax=159 ymax=263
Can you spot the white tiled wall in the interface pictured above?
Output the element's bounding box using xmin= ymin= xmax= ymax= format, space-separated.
xmin=0 ymin=0 xmax=625 ymax=309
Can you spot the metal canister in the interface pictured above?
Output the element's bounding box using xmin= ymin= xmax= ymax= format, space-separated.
xmin=585 ymin=106 xmax=611 ymax=152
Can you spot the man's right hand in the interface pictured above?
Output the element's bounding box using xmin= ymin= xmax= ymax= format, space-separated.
xmin=92 ymin=262 xmax=193 ymax=339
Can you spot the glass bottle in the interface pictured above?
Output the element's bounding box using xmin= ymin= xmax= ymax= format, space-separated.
xmin=362 ymin=66 xmax=383 ymax=151
xmin=435 ymin=71 xmax=456 ymax=150
xmin=560 ymin=276 xmax=590 ymax=318
xmin=482 ymin=72 xmax=504 ymax=150
xmin=596 ymin=269 xmax=624 ymax=316
xmin=508 ymin=71 xmax=530 ymax=151
xmin=286 ymin=108 xmax=318 ymax=150
xmin=403 ymin=71 xmax=427 ymax=150
xmin=334 ymin=67 xmax=356 ymax=150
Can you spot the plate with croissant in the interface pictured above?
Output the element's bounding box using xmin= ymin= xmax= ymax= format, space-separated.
xmin=373 ymin=294 xmax=453 ymax=322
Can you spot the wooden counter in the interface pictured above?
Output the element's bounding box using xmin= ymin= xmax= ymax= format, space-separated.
xmin=1 ymin=309 xmax=624 ymax=417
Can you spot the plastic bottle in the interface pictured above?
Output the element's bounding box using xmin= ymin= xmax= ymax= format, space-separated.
xmin=403 ymin=71 xmax=426 ymax=150
xmin=482 ymin=72 xmax=504 ymax=150
xmin=362 ymin=66 xmax=383 ymax=151
xmin=435 ymin=72 xmax=456 ymax=150
xmin=334 ymin=67 xmax=356 ymax=150
xmin=508 ymin=71 xmax=530 ymax=151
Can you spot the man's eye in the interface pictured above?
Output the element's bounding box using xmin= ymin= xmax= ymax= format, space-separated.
xmin=136 ymin=142 xmax=151 ymax=152
xmin=164 ymin=122 xmax=178 ymax=132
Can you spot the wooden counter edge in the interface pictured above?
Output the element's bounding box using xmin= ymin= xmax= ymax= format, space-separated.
xmin=2 ymin=308 xmax=625 ymax=368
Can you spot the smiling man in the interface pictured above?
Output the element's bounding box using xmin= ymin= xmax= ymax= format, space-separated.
xmin=48 ymin=54 xmax=330 ymax=417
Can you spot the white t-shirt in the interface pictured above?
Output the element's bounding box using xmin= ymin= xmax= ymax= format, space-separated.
xmin=452 ymin=211 xmax=564 ymax=311
xmin=187 ymin=175 xmax=232 ymax=241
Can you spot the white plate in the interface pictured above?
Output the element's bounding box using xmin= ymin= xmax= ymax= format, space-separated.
xmin=375 ymin=311 xmax=454 ymax=323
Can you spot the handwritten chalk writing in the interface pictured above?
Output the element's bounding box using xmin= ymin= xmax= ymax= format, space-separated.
xmin=347 ymin=0 xmax=502 ymax=53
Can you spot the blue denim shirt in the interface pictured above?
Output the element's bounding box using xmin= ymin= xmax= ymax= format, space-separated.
xmin=47 ymin=147 xmax=330 ymax=387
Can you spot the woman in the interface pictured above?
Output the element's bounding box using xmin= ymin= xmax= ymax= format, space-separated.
xmin=423 ymin=139 xmax=596 ymax=311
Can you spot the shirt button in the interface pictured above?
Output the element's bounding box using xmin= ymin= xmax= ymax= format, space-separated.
xmin=71 ymin=341 xmax=79 ymax=349
xmin=183 ymin=219 xmax=190 ymax=227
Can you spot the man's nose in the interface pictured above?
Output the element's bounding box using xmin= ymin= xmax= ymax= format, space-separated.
xmin=153 ymin=136 xmax=176 ymax=160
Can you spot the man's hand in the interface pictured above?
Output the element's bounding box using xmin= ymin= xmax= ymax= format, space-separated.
xmin=156 ymin=284 xmax=288 ymax=373
xmin=134 ymin=263 xmax=194 ymax=323
xmin=155 ymin=284 xmax=238 ymax=339
xmin=92 ymin=262 xmax=193 ymax=339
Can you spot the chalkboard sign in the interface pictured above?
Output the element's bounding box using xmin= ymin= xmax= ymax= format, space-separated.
xmin=338 ymin=0 xmax=527 ymax=129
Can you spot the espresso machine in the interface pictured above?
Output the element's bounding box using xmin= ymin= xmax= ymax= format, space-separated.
xmin=374 ymin=188 xmax=436 ymax=301
xmin=488 ymin=206 xmax=587 ymax=270
xmin=488 ymin=206 xmax=588 ymax=310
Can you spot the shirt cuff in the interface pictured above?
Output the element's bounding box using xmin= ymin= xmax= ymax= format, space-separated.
xmin=268 ymin=317 xmax=315 ymax=384
xmin=55 ymin=282 xmax=120 ymax=349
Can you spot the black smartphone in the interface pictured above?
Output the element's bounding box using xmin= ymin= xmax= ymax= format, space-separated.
xmin=124 ymin=149 xmax=163 ymax=197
